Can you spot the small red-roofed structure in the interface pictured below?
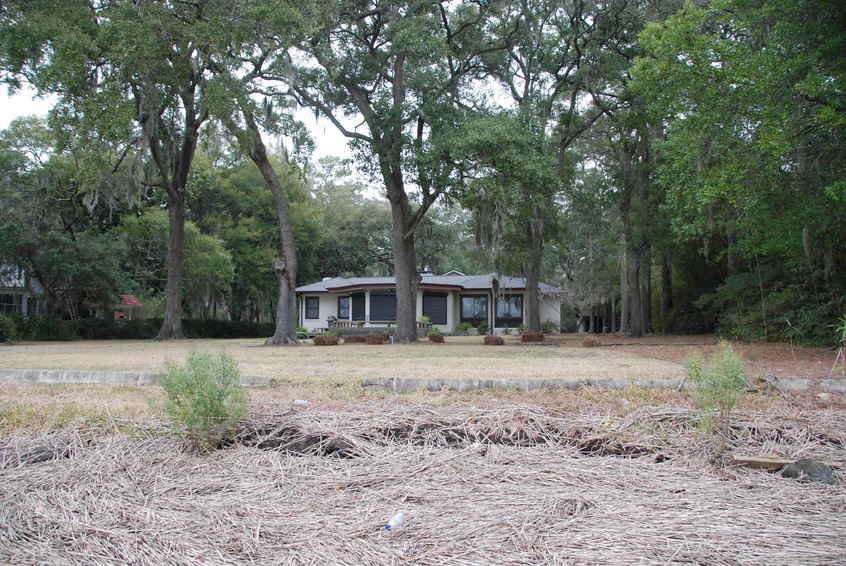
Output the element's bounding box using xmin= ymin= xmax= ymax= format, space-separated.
xmin=114 ymin=294 xmax=144 ymax=320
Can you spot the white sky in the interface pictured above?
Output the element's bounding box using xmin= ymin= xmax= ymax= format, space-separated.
xmin=0 ymin=86 xmax=354 ymax=162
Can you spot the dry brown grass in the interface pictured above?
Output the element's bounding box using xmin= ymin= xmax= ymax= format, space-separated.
xmin=0 ymin=337 xmax=686 ymax=383
xmin=1 ymin=402 xmax=844 ymax=565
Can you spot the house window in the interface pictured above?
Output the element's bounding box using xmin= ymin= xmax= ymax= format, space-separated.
xmin=461 ymin=295 xmax=488 ymax=325
xmin=0 ymin=294 xmax=20 ymax=314
xmin=370 ymin=290 xmax=396 ymax=321
xmin=305 ymin=297 xmax=320 ymax=319
xmin=422 ymin=292 xmax=447 ymax=325
xmin=351 ymin=293 xmax=365 ymax=321
xmin=495 ymin=294 xmax=523 ymax=327
xmin=338 ymin=296 xmax=350 ymax=319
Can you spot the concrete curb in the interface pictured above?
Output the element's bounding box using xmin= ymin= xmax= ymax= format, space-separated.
xmin=0 ymin=369 xmax=272 ymax=387
xmin=361 ymin=375 xmax=846 ymax=394
xmin=361 ymin=376 xmax=679 ymax=393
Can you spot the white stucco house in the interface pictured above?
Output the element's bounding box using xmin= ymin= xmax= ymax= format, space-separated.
xmin=295 ymin=272 xmax=562 ymax=334
xmin=0 ymin=264 xmax=43 ymax=317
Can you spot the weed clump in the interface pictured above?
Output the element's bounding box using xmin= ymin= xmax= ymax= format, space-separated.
xmin=159 ymin=352 xmax=247 ymax=453
xmin=686 ymin=341 xmax=747 ymax=455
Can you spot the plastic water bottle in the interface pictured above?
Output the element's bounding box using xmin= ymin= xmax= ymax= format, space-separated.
xmin=385 ymin=511 xmax=405 ymax=530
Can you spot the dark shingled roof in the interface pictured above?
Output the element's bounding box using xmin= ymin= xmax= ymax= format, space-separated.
xmin=296 ymin=273 xmax=562 ymax=294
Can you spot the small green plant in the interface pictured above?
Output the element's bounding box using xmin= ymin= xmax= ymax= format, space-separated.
xmin=456 ymin=322 xmax=473 ymax=334
xmin=296 ymin=326 xmax=308 ymax=338
xmin=542 ymin=320 xmax=559 ymax=334
xmin=324 ymin=328 xmax=342 ymax=337
xmin=477 ymin=321 xmax=489 ymax=335
xmin=419 ymin=315 xmax=431 ymax=325
xmin=517 ymin=324 xmax=527 ymax=333
xmin=0 ymin=315 xmax=18 ymax=344
xmin=159 ymin=352 xmax=247 ymax=453
xmin=427 ymin=327 xmax=442 ymax=337
xmin=686 ymin=341 xmax=747 ymax=455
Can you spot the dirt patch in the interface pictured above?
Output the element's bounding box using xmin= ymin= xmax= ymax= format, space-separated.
xmin=555 ymin=333 xmax=841 ymax=378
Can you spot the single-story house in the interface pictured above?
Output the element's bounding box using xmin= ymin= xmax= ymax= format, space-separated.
xmin=295 ymin=272 xmax=562 ymax=334
xmin=0 ymin=264 xmax=43 ymax=317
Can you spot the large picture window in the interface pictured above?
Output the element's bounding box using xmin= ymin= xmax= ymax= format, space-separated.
xmin=422 ymin=292 xmax=447 ymax=325
xmin=461 ymin=295 xmax=488 ymax=325
xmin=305 ymin=296 xmax=320 ymax=319
xmin=495 ymin=294 xmax=523 ymax=327
xmin=337 ymin=296 xmax=350 ymax=319
xmin=369 ymin=291 xmax=397 ymax=321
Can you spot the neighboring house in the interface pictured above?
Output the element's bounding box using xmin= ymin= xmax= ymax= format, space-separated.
xmin=114 ymin=294 xmax=144 ymax=320
xmin=0 ymin=264 xmax=44 ymax=317
xmin=295 ymin=272 xmax=562 ymax=334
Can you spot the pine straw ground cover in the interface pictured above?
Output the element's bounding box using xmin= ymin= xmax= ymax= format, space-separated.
xmin=1 ymin=402 xmax=845 ymax=566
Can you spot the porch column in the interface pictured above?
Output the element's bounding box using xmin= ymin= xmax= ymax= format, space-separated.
xmin=364 ymin=290 xmax=371 ymax=325
xmin=416 ymin=291 xmax=423 ymax=322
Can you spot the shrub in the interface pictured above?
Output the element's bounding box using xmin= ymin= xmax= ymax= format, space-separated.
xmin=366 ymin=333 xmax=389 ymax=345
xmin=0 ymin=315 xmax=17 ymax=343
xmin=159 ymin=352 xmax=247 ymax=453
xmin=521 ymin=331 xmax=544 ymax=343
xmin=419 ymin=315 xmax=431 ymax=325
xmin=343 ymin=334 xmax=368 ymax=344
xmin=428 ymin=330 xmax=444 ymax=343
xmin=582 ymin=337 xmax=600 ymax=347
xmin=477 ymin=321 xmax=489 ymax=335
xmin=484 ymin=335 xmax=504 ymax=345
xmin=686 ymin=341 xmax=747 ymax=455
xmin=313 ymin=334 xmax=340 ymax=346
xmin=456 ymin=322 xmax=473 ymax=334
xmin=542 ymin=320 xmax=559 ymax=334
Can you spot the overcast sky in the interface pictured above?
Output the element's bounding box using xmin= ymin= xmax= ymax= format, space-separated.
xmin=0 ymin=85 xmax=355 ymax=162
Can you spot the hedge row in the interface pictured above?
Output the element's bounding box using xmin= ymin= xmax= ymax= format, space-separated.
xmin=0 ymin=316 xmax=277 ymax=341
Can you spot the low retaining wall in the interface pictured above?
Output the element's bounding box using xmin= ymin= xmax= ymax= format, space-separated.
xmin=361 ymin=376 xmax=678 ymax=393
xmin=362 ymin=375 xmax=846 ymax=394
xmin=0 ymin=369 xmax=272 ymax=387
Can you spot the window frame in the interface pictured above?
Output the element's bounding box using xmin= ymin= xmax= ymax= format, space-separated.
xmin=337 ymin=295 xmax=350 ymax=319
xmin=304 ymin=296 xmax=320 ymax=320
xmin=460 ymin=294 xmax=488 ymax=325
xmin=422 ymin=292 xmax=448 ymax=325
xmin=495 ymin=293 xmax=523 ymax=327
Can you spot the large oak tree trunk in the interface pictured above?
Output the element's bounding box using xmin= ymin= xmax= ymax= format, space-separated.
xmin=245 ymin=121 xmax=299 ymax=345
xmin=157 ymin=193 xmax=186 ymax=339
xmin=391 ymin=205 xmax=419 ymax=344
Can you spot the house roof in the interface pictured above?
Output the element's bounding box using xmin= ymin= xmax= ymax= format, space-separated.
xmin=296 ymin=273 xmax=562 ymax=294
xmin=119 ymin=294 xmax=143 ymax=307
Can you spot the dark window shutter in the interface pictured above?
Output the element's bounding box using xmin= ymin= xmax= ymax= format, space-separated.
xmin=422 ymin=293 xmax=447 ymax=325
xmin=352 ymin=294 xmax=365 ymax=320
xmin=370 ymin=291 xmax=397 ymax=321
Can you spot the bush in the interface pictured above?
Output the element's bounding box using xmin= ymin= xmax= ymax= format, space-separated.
xmin=686 ymin=341 xmax=747 ymax=455
xmin=313 ymin=334 xmax=339 ymax=346
xmin=343 ymin=334 xmax=368 ymax=344
xmin=477 ymin=321 xmax=489 ymax=335
xmin=484 ymin=335 xmax=504 ymax=345
xmin=456 ymin=322 xmax=473 ymax=334
xmin=521 ymin=331 xmax=544 ymax=343
xmin=16 ymin=316 xmax=79 ymax=341
xmin=366 ymin=333 xmax=389 ymax=345
xmin=0 ymin=315 xmax=18 ymax=343
xmin=159 ymin=352 xmax=247 ymax=453
xmin=428 ymin=331 xmax=444 ymax=343
xmin=542 ymin=320 xmax=559 ymax=334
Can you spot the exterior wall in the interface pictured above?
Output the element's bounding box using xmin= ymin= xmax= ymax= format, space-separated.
xmin=297 ymin=289 xmax=560 ymax=334
xmin=300 ymin=294 xmax=342 ymax=331
xmin=540 ymin=296 xmax=562 ymax=330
